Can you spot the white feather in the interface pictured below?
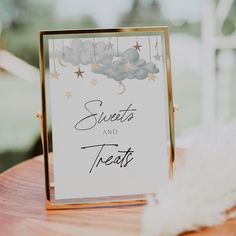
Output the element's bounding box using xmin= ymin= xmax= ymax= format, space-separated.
xmin=142 ymin=121 xmax=236 ymax=236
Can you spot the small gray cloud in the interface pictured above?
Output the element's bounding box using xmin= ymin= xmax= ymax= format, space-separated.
xmin=145 ymin=62 xmax=159 ymax=73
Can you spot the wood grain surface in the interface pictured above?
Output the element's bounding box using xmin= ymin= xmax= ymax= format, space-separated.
xmin=1 ymin=154 xmax=236 ymax=236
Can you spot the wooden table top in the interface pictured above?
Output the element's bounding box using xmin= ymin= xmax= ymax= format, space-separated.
xmin=1 ymin=154 xmax=236 ymax=236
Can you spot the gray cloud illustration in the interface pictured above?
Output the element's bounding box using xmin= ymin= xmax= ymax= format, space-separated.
xmin=53 ymin=39 xmax=159 ymax=81
xmin=92 ymin=48 xmax=159 ymax=81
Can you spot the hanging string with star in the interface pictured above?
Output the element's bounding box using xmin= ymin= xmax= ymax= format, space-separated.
xmin=106 ymin=37 xmax=114 ymax=51
xmin=50 ymin=39 xmax=60 ymax=79
xmin=147 ymin=36 xmax=156 ymax=81
xmin=133 ymin=36 xmax=142 ymax=52
xmin=154 ymin=36 xmax=161 ymax=61
xmin=74 ymin=39 xmax=84 ymax=79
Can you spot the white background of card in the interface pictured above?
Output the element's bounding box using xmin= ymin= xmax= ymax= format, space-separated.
xmin=48 ymin=35 xmax=169 ymax=200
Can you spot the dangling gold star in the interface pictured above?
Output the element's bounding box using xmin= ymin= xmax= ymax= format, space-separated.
xmin=148 ymin=73 xmax=156 ymax=81
xmin=154 ymin=54 xmax=161 ymax=61
xmin=90 ymin=79 xmax=97 ymax=86
xmin=133 ymin=41 xmax=142 ymax=51
xmin=65 ymin=90 xmax=72 ymax=98
xmin=74 ymin=67 xmax=84 ymax=78
xmin=50 ymin=71 xmax=60 ymax=79
xmin=106 ymin=42 xmax=114 ymax=50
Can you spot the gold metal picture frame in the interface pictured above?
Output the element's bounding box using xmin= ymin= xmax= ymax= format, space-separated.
xmin=38 ymin=26 xmax=175 ymax=210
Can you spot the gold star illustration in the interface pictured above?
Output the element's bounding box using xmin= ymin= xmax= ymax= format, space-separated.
xmin=133 ymin=41 xmax=142 ymax=51
xmin=154 ymin=54 xmax=161 ymax=61
xmin=90 ymin=79 xmax=97 ymax=86
xmin=148 ymin=73 xmax=156 ymax=81
xmin=65 ymin=90 xmax=72 ymax=98
xmin=106 ymin=42 xmax=114 ymax=50
xmin=74 ymin=67 xmax=84 ymax=78
xmin=50 ymin=71 xmax=60 ymax=79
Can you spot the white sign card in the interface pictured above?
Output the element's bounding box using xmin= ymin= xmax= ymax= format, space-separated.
xmin=40 ymin=28 xmax=174 ymax=206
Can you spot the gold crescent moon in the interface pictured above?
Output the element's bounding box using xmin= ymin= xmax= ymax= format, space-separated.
xmin=58 ymin=57 xmax=67 ymax=67
xmin=118 ymin=81 xmax=126 ymax=95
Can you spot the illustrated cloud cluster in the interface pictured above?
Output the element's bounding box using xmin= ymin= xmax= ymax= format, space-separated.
xmin=92 ymin=48 xmax=159 ymax=81
xmin=55 ymin=39 xmax=159 ymax=81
